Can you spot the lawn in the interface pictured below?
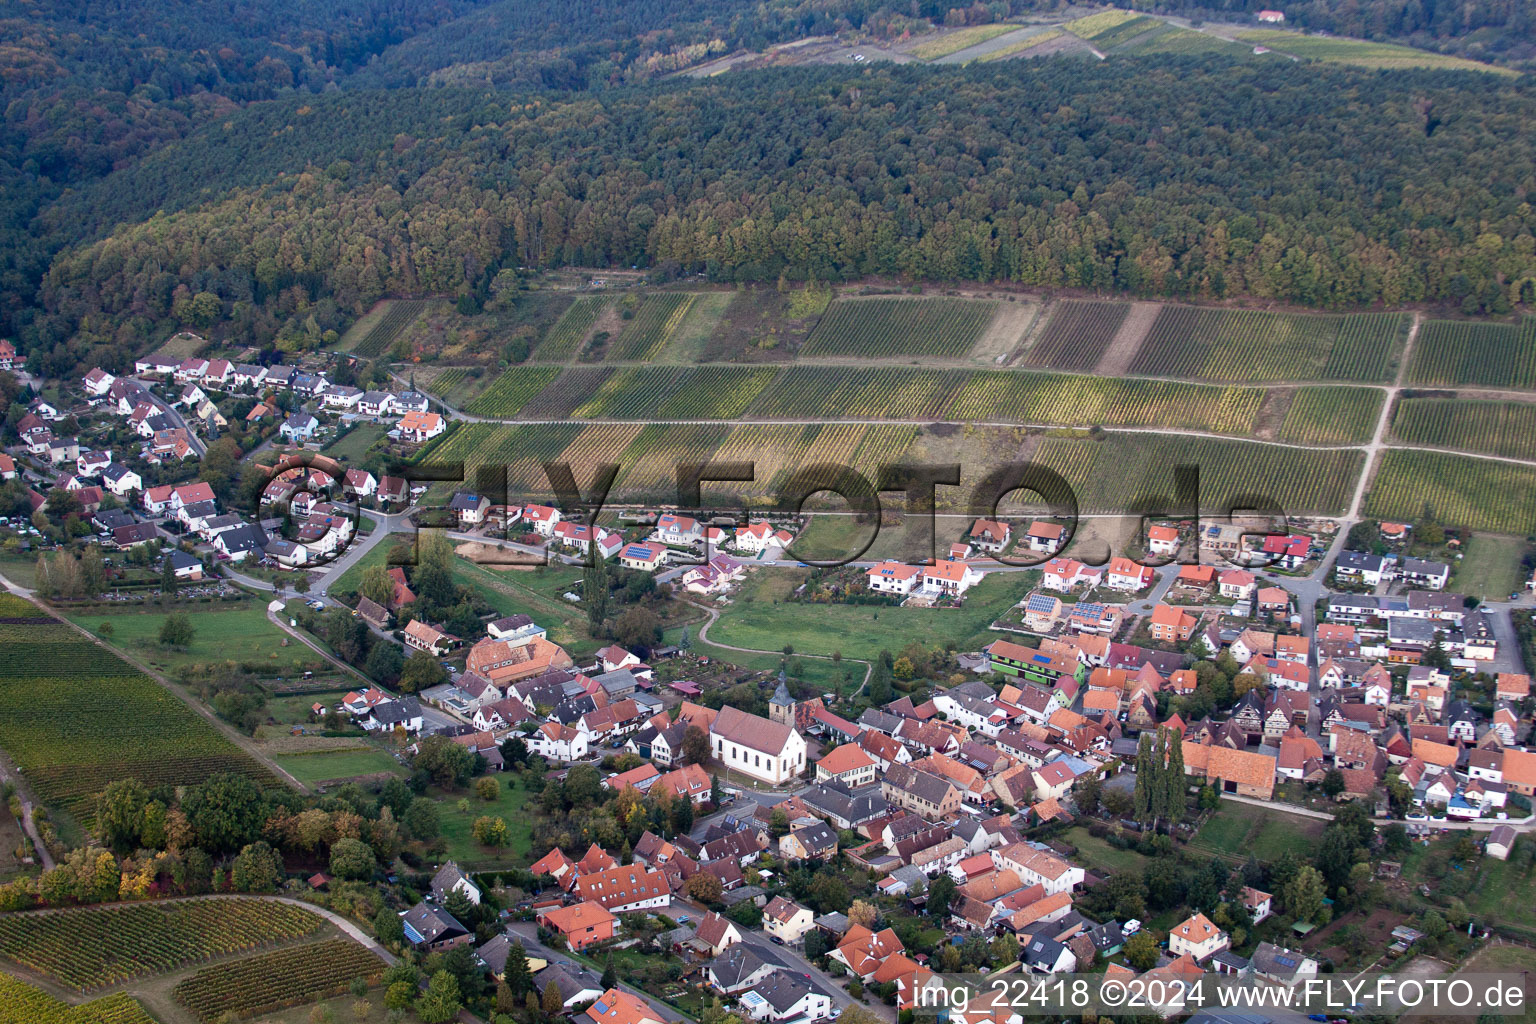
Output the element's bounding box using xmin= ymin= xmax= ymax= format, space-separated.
xmin=1061 ymin=827 xmax=1150 ymax=876
xmin=661 ymin=623 xmax=862 ymax=699
xmin=1449 ymin=835 xmax=1536 ymax=930
xmin=1453 ymin=945 xmax=1536 ymax=1024
xmin=437 ymin=777 xmax=535 ymax=869
xmin=1451 ymin=534 xmax=1527 ymax=600
xmin=0 ymin=551 xmax=39 ymax=589
xmin=69 ymin=604 xmax=334 ymax=675
xmin=272 ymin=748 xmax=403 ymax=784
xmin=329 ymin=535 xmax=595 ymax=651
xmin=328 ymin=533 xmax=404 ymax=594
xmin=1188 ymin=804 xmax=1325 ymax=862
xmin=706 ymin=567 xmax=1034 ymax=662
xmin=448 ymin=558 xmax=595 ymax=656
xmin=322 ymin=422 xmax=388 ymax=464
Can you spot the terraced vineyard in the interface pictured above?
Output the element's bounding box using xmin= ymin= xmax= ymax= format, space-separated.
xmin=535 ymin=295 xmax=607 ymax=362
xmin=950 ymin=372 xmax=1263 ymax=433
xmin=1391 ymin=398 xmax=1536 ymax=461
xmin=0 ymin=975 xmax=159 ymax=1024
xmin=608 ymin=293 xmax=697 ymax=361
xmin=517 ymin=367 xmax=616 ymax=418
xmin=572 ymin=367 xmax=688 ymax=418
xmin=1235 ymin=28 xmax=1510 ymax=73
xmin=0 ymin=613 xmax=275 ymax=823
xmin=1276 ymin=386 xmax=1384 ymax=444
xmin=1367 ymin=450 xmax=1536 ymax=534
xmin=464 ymin=366 xmax=562 ymax=417
xmin=1405 ymin=317 xmax=1536 ymax=389
xmin=910 ymin=23 xmax=1016 ymax=59
xmin=974 ymin=29 xmax=1063 ymax=61
xmin=654 ymin=367 xmax=780 ymax=419
xmin=1033 ymin=435 xmax=1362 ymax=515
xmin=803 ymin=298 xmax=997 ymax=359
xmin=746 ymin=366 xmax=970 ymax=420
xmin=1064 ymin=8 xmax=1142 ymax=37
xmin=1129 ymin=306 xmax=1404 ymax=382
xmin=0 ymin=900 xmax=322 ymax=991
xmin=1085 ymin=14 xmax=1160 ymax=47
xmin=422 ymin=367 xmax=468 ymax=398
xmin=617 ymin=424 xmax=733 ymax=496
xmin=1124 ymin=27 xmax=1245 ymax=54
xmin=1024 ymin=300 xmax=1129 ymax=371
xmin=348 ymin=299 xmax=428 ymax=357
xmin=173 ymin=940 xmax=384 ymax=1023
xmin=421 ymin=421 xmax=585 ymax=496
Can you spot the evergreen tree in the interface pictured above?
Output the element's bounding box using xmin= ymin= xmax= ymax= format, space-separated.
xmin=504 ymin=941 xmax=533 ymax=997
xmin=584 ymin=556 xmax=609 ymax=631
xmin=1163 ymin=728 xmax=1185 ymax=826
xmin=1133 ymin=732 xmax=1155 ymax=825
xmin=1148 ymin=733 xmax=1167 ymax=829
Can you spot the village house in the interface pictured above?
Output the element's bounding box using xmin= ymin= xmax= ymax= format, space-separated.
xmin=1042 ymin=557 xmax=1099 ymax=591
xmin=619 ymin=541 xmax=668 ymax=571
xmin=654 ymin=513 xmax=704 ymax=546
xmin=921 ymin=559 xmax=982 ymax=598
xmin=816 ymin=744 xmax=879 ymax=787
xmin=1147 ymin=524 xmax=1180 ymax=557
xmin=973 ymin=518 xmax=1016 ymax=553
xmin=1149 ymin=603 xmax=1198 ymax=643
xmin=735 ymin=521 xmax=792 ymax=553
xmin=1218 ymin=569 xmax=1257 ymax=600
xmin=402 ymin=902 xmax=470 ymax=951
xmin=576 ymin=864 xmax=669 ymax=913
xmin=762 ymin=897 xmax=816 ymax=944
xmin=882 ymin=764 xmax=962 ymax=819
xmin=585 ymin=990 xmax=664 ymax=1024
xmin=1168 ymin=912 xmax=1229 ymax=962
xmin=404 ymin=619 xmax=455 ymax=656
xmin=398 ymin=409 xmax=446 ymax=443
xmin=518 ymin=503 xmax=560 ymax=535
xmin=1104 ymin=557 xmax=1154 ymax=592
xmin=867 ymin=561 xmax=922 ymax=595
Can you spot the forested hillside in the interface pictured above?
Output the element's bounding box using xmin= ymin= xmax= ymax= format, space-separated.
xmin=23 ymin=57 xmax=1536 ymax=375
xmin=0 ymin=0 xmax=500 ymax=333
xmin=4 ymin=0 xmax=1536 ymax=377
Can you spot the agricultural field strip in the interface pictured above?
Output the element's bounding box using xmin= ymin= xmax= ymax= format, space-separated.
xmin=1366 ymin=449 xmax=1536 ymax=535
xmin=465 ymin=362 xmax=1406 ymax=439
xmin=0 ymin=974 xmax=158 ymax=1024
xmin=0 ymin=617 xmax=279 ymax=823
xmin=802 ymin=297 xmax=998 ymax=358
xmin=1391 ymin=396 xmax=1536 ymax=461
xmin=0 ymin=899 xmax=324 ymax=991
xmin=173 ymin=939 xmax=386 ymax=1024
xmin=348 ymin=299 xmax=428 ymax=358
xmin=1404 ymin=316 xmax=1536 ymax=389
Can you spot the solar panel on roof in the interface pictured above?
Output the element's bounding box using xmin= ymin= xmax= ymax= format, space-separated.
xmin=1274 ymin=955 xmax=1296 ymax=967
xmin=593 ymin=1002 xmax=610 ymax=1015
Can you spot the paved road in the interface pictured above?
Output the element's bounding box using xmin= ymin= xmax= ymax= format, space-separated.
xmin=666 ymin=894 xmax=881 ymax=1021
xmin=148 ymin=391 xmax=208 ymax=458
xmin=505 ymin=922 xmax=688 ymax=1023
